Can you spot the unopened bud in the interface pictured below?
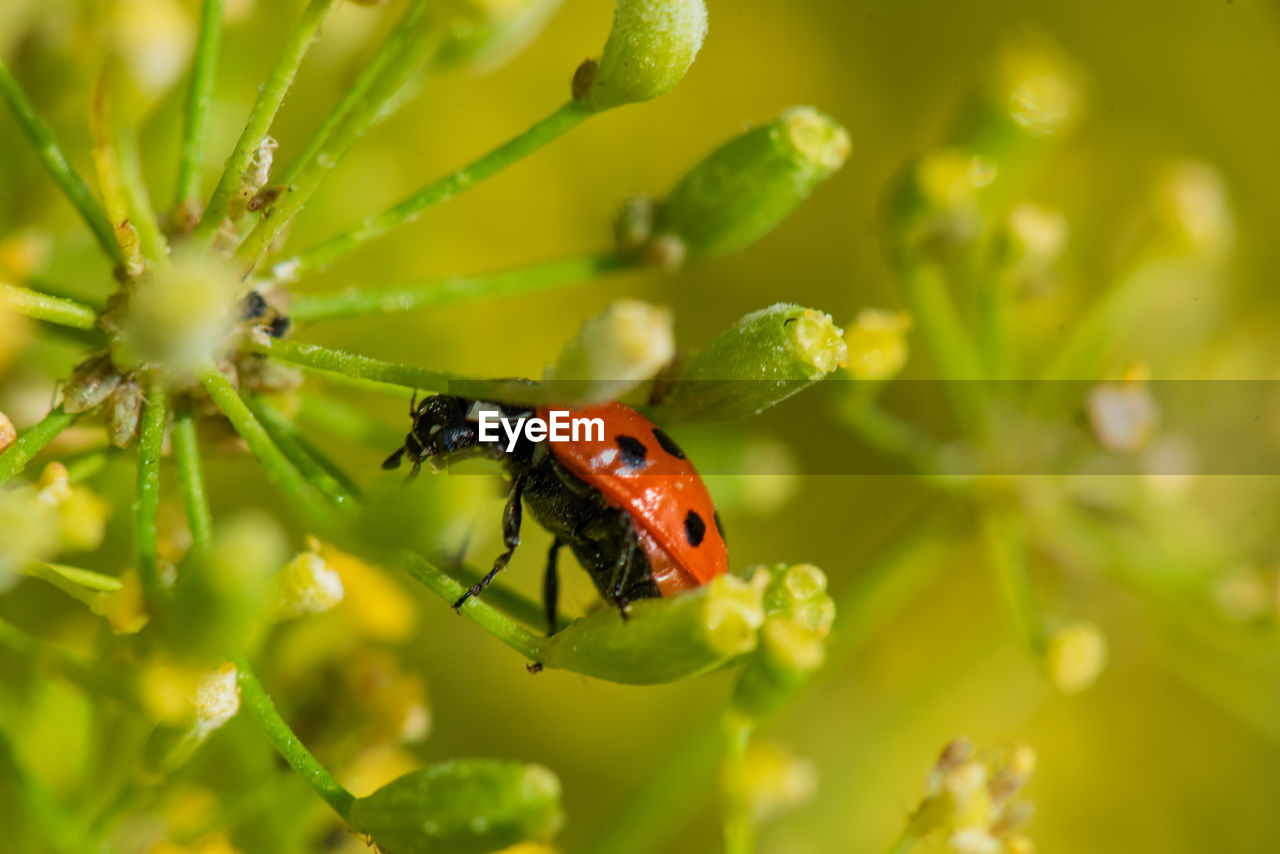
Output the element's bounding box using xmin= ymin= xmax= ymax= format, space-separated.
xmin=581 ymin=0 xmax=708 ymax=111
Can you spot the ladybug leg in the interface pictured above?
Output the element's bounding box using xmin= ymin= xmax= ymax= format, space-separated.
xmin=607 ymin=515 xmax=637 ymax=618
xmin=453 ymin=472 xmax=526 ymax=611
xmin=542 ymin=538 xmax=563 ymax=635
xmin=381 ymin=446 xmax=406 ymax=470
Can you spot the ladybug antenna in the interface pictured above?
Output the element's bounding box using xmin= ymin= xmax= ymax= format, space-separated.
xmin=409 ymin=389 xmax=421 ymax=416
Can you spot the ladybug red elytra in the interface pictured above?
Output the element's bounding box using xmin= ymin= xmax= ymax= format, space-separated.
xmin=383 ymin=395 xmax=728 ymax=632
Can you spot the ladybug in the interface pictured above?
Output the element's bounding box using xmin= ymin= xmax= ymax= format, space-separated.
xmin=382 ymin=395 xmax=728 ymax=632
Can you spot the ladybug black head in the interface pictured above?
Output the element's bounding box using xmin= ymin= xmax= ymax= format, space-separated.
xmin=382 ymin=394 xmax=482 ymax=474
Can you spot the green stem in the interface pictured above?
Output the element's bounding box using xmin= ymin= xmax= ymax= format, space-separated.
xmin=246 ymin=337 xmax=557 ymax=405
xmin=982 ymin=507 xmax=1045 ymax=657
xmin=391 ymin=550 xmax=543 ymax=660
xmin=279 ymin=99 xmax=593 ymax=279
xmin=722 ymin=714 xmax=755 ymax=854
xmin=291 ymin=251 xmax=631 ymax=322
xmin=134 ymin=377 xmax=169 ymax=607
xmin=234 ymin=657 xmax=355 ymax=819
xmin=0 ymin=58 xmax=119 ymax=262
xmin=22 ymin=562 xmax=122 ymax=606
xmin=245 ymin=396 xmax=360 ymax=511
xmin=193 ymin=0 xmax=338 ymax=240
xmin=175 ymin=0 xmax=225 ymax=207
xmin=0 ymin=729 xmax=101 ymax=854
xmin=900 ymin=262 xmax=987 ymax=435
xmin=296 ymin=394 xmax=403 ymax=448
xmin=115 ymin=125 xmax=169 ymax=268
xmin=884 ymin=829 xmax=917 ymax=854
xmin=1 ymin=283 xmax=98 ymax=330
xmin=171 ymin=406 xmax=213 ymax=552
xmin=0 ymin=406 xmax=78 ymax=486
xmin=235 ymin=0 xmax=440 ymax=274
xmin=200 ymin=368 xmax=338 ymax=533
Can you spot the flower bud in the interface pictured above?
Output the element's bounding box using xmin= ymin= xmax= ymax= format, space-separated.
xmin=844 ymin=309 xmax=912 ymax=382
xmin=349 ymin=760 xmax=564 ymax=854
xmin=723 ymin=740 xmax=817 ymax=825
xmin=581 ymin=0 xmax=708 ymax=111
xmin=534 ymin=571 xmax=766 ymax=684
xmin=270 ymin=547 xmax=345 ymax=621
xmin=651 ymin=304 xmax=847 ymax=422
xmin=91 ymin=569 xmax=150 ymax=634
xmin=547 ymin=300 xmax=675 ymax=404
xmin=1045 ymin=621 xmax=1106 ymax=694
xmin=649 ymin=107 xmax=849 ymax=263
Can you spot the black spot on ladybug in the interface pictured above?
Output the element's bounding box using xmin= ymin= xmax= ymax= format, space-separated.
xmin=616 ymin=434 xmax=648 ymax=469
xmin=268 ymin=315 xmax=292 ymax=338
xmin=684 ymin=510 xmax=706 ymax=547
xmin=713 ymin=510 xmax=725 ymax=539
xmin=651 ymin=427 xmax=686 ymax=460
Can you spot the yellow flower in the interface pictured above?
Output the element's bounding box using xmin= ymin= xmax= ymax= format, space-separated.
xmin=844 ymin=309 xmax=912 ymax=381
xmin=91 ymin=568 xmax=150 ymax=634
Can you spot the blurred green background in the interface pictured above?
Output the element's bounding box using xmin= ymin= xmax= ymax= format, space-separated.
xmin=4 ymin=1 xmax=1280 ymax=852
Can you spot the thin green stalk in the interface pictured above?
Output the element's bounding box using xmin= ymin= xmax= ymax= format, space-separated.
xmin=0 ymin=406 xmax=78 ymax=485
xmin=116 ymin=125 xmax=169 ymax=268
xmin=976 ymin=283 xmax=1015 ymax=380
xmin=245 ymin=396 xmax=359 ymax=510
xmin=900 ymin=262 xmax=987 ymax=436
xmin=982 ymin=507 xmax=1045 ymax=657
xmin=0 ymin=58 xmax=118 ymax=262
xmin=90 ymin=76 xmax=144 ymax=273
xmin=1 ymin=283 xmax=98 ymax=330
xmin=65 ymin=450 xmax=111 ymax=483
xmin=175 ymin=0 xmax=225 ymax=207
xmin=884 ymin=829 xmax=917 ymax=854
xmin=296 ymin=394 xmax=403 ymax=448
xmin=392 ymin=550 xmax=543 ymax=660
xmin=246 ymin=337 xmax=557 ymax=405
xmin=200 ymin=368 xmax=338 ymax=533
xmin=22 ymin=562 xmax=122 ymax=606
xmin=234 ymin=657 xmax=355 ymax=819
xmin=193 ymin=0 xmax=338 ymax=240
xmin=280 ymin=99 xmax=594 ymax=278
xmin=235 ymin=0 xmax=440 ymax=274
xmin=134 ymin=378 xmax=169 ymax=607
xmin=0 ymin=729 xmax=101 ymax=854
xmin=291 ymin=251 xmax=631 ymax=321
xmin=171 ymin=406 xmax=213 ymax=552
xmin=839 ymin=391 xmax=942 ymax=477
xmin=722 ymin=714 xmax=755 ymax=854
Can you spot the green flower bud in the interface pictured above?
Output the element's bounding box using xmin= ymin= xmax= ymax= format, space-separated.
xmin=650 ymin=304 xmax=848 ymax=422
xmin=546 ymin=300 xmax=675 ymax=404
xmin=434 ymin=0 xmax=563 ymax=73
xmin=349 ymin=759 xmax=563 ymax=854
xmin=732 ymin=563 xmax=834 ymax=718
xmin=648 ymin=107 xmax=849 ymax=263
xmin=534 ymin=572 xmax=767 ymax=684
xmin=582 ymin=0 xmax=708 ymax=111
